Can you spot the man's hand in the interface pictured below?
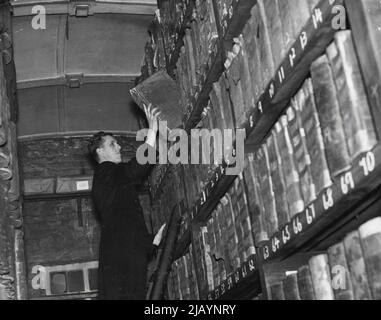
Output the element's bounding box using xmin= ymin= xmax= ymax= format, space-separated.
xmin=143 ymin=103 xmax=161 ymax=133
xmin=143 ymin=103 xmax=161 ymax=148
xmin=153 ymin=223 xmax=166 ymax=246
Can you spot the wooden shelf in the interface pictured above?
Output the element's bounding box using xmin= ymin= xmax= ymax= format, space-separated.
xmin=259 ymin=144 xmax=381 ymax=263
xmin=204 ymin=255 xmax=261 ymax=300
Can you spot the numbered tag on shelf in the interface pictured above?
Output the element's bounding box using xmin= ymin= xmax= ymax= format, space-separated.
xmin=359 ymin=151 xmax=376 ymax=177
xmin=305 ymin=204 xmax=316 ymax=225
xmin=292 ymin=216 xmax=303 ymax=235
xmin=234 ymin=270 xmax=240 ymax=284
xmin=271 ymin=236 xmax=281 ymax=253
xmin=248 ymin=257 xmax=256 ymax=272
xmin=340 ymin=171 xmax=355 ymax=195
xmin=263 ymin=245 xmax=270 ymax=261
xmin=282 ymin=225 xmax=291 ymax=245
xmin=220 ymin=282 xmax=226 ymax=295
xmin=241 ymin=264 xmax=248 ymax=279
xmin=322 ymin=187 xmax=334 ymax=211
xmin=215 ymin=288 xmax=220 ymax=300
xmin=227 ymin=276 xmax=233 ymax=291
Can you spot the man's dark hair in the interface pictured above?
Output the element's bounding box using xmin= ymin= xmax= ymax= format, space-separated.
xmin=88 ymin=131 xmax=114 ymax=163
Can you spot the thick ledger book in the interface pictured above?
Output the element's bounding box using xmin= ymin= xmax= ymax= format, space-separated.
xmin=300 ymin=79 xmax=332 ymax=196
xmin=263 ymin=0 xmax=284 ymax=70
xmin=359 ymin=217 xmax=381 ymax=300
xmin=309 ymin=254 xmax=335 ymax=300
xmin=327 ymin=31 xmax=377 ymax=160
xmin=287 ymin=100 xmax=315 ymax=205
xmin=297 ymin=265 xmax=316 ymax=300
xmin=283 ymin=272 xmax=301 ymax=300
xmin=243 ymin=9 xmax=263 ymax=102
xmin=270 ymin=282 xmax=285 ymax=300
xmin=243 ymin=154 xmax=268 ymax=245
xmin=256 ymin=1 xmax=275 ymax=91
xmin=327 ymin=242 xmax=354 ymax=300
xmin=253 ymin=145 xmax=278 ymax=237
xmin=310 ymin=55 xmax=351 ymax=177
xmin=266 ymin=127 xmax=290 ymax=228
xmin=343 ymin=230 xmax=372 ymax=300
xmin=277 ymin=115 xmax=304 ymax=218
xmin=130 ymin=70 xmax=184 ymax=131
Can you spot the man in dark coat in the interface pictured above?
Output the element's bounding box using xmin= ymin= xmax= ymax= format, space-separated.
xmin=88 ymin=104 xmax=164 ymax=300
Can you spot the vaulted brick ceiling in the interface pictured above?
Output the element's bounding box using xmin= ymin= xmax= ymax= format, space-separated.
xmin=11 ymin=0 xmax=156 ymax=138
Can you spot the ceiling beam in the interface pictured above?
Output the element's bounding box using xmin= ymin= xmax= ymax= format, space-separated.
xmin=10 ymin=0 xmax=157 ymax=17
xmin=18 ymin=130 xmax=139 ymax=142
xmin=17 ymin=73 xmax=139 ymax=89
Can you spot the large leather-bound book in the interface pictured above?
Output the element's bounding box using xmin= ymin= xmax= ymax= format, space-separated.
xmin=327 ymin=31 xmax=377 ymax=160
xmin=237 ymin=34 xmax=255 ymax=113
xmin=343 ymin=231 xmax=372 ymax=300
xmin=253 ymin=145 xmax=278 ymax=237
xmin=310 ymin=55 xmax=351 ymax=177
xmin=300 ymin=79 xmax=332 ymax=196
xmin=327 ymin=242 xmax=354 ymax=300
xmin=359 ymin=217 xmax=381 ymax=300
xmin=297 ymin=265 xmax=316 ymax=300
xmin=130 ymin=70 xmax=184 ymax=131
xmin=256 ymin=1 xmax=275 ymax=91
xmin=236 ymin=174 xmax=256 ymax=260
xmin=277 ymin=115 xmax=304 ymax=218
xmin=243 ymin=154 xmax=268 ymax=246
xmin=270 ymin=282 xmax=285 ymax=300
xmin=309 ymin=254 xmax=335 ymax=300
xmin=242 ymin=10 xmax=263 ymax=102
xmin=263 ymin=0 xmax=284 ymax=70
xmin=287 ymin=101 xmax=315 ymax=205
xmin=212 ymin=208 xmax=227 ymax=283
xmin=283 ymin=272 xmax=301 ymax=300
xmin=266 ymin=127 xmax=290 ymax=228
xmin=346 ymin=0 xmax=381 ymax=137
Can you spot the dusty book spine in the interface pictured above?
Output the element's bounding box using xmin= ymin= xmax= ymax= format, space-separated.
xmin=300 ymin=79 xmax=332 ymax=196
xmin=266 ymin=127 xmax=290 ymax=228
xmin=328 ymin=242 xmax=355 ymax=300
xmin=359 ymin=218 xmax=381 ymax=300
xmin=297 ymin=265 xmax=316 ymax=300
xmin=253 ymin=145 xmax=279 ymax=237
xmin=310 ymin=54 xmax=351 ymax=177
xmin=343 ymin=230 xmax=372 ymax=300
xmin=327 ymin=31 xmax=377 ymax=160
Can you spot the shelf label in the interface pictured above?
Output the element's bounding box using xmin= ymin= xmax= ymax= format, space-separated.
xmin=292 ymin=216 xmax=303 ymax=235
xmin=340 ymin=171 xmax=355 ymax=195
xmin=359 ymin=151 xmax=376 ymax=177
xmin=282 ymin=225 xmax=291 ymax=245
xmin=263 ymin=245 xmax=270 ymax=261
xmin=305 ymin=204 xmax=316 ymax=225
xmin=322 ymin=187 xmax=334 ymax=211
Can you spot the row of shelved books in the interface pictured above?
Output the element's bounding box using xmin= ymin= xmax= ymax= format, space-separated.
xmin=145 ymin=0 xmax=325 ymax=198
xmin=191 ymin=174 xmax=256 ymax=297
xmin=225 ymin=0 xmax=319 ymax=125
xmin=166 ymin=245 xmax=200 ymax=300
xmin=149 ymin=162 xmax=216 ymax=239
xmin=243 ymin=30 xmax=377 ymax=243
xmin=269 ymin=217 xmax=381 ymax=300
xmin=175 ymin=0 xmax=219 ymax=119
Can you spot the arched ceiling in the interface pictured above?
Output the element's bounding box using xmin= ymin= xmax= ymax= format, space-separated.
xmin=11 ymin=0 xmax=157 ymax=139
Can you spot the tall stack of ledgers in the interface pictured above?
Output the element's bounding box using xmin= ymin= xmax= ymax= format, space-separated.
xmin=137 ymin=0 xmax=381 ymax=300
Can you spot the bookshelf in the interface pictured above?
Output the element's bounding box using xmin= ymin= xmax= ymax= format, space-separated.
xmin=147 ymin=0 xmax=381 ymax=300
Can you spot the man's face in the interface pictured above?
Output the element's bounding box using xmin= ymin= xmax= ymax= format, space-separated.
xmin=97 ymin=135 xmax=122 ymax=164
